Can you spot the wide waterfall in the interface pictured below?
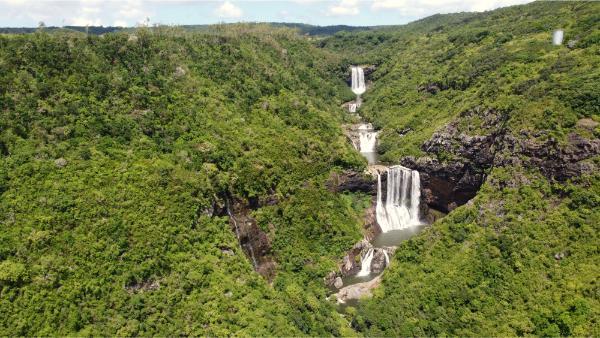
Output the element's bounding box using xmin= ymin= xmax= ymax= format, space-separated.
xmin=357 ymin=248 xmax=374 ymax=277
xmin=358 ymin=123 xmax=377 ymax=153
xmin=376 ymin=166 xmax=422 ymax=232
xmin=351 ymin=66 xmax=366 ymax=96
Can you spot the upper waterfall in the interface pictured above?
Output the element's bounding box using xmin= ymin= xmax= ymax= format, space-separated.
xmin=376 ymin=166 xmax=422 ymax=232
xmin=351 ymin=66 xmax=366 ymax=96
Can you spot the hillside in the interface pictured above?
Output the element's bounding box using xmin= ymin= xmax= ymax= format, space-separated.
xmin=0 ymin=25 xmax=366 ymax=335
xmin=321 ymin=1 xmax=599 ymax=336
xmin=0 ymin=1 xmax=598 ymax=336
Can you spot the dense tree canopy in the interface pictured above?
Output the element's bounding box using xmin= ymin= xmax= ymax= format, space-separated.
xmin=0 ymin=1 xmax=598 ymax=336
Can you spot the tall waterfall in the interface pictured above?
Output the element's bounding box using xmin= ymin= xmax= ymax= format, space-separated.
xmin=357 ymin=248 xmax=374 ymax=277
xmin=553 ymin=29 xmax=564 ymax=45
xmin=351 ymin=66 xmax=366 ymax=96
xmin=376 ymin=166 xmax=422 ymax=232
xmin=358 ymin=123 xmax=377 ymax=153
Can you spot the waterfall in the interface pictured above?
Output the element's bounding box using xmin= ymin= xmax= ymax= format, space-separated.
xmin=358 ymin=123 xmax=377 ymax=153
xmin=351 ymin=66 xmax=366 ymax=96
xmin=376 ymin=166 xmax=422 ymax=232
xmin=383 ymin=250 xmax=390 ymax=267
xmin=349 ymin=103 xmax=357 ymax=113
xmin=226 ymin=202 xmax=241 ymax=241
xmin=553 ymin=29 xmax=564 ymax=45
xmin=357 ymin=248 xmax=374 ymax=277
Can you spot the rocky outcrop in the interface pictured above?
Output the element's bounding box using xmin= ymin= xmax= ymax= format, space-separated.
xmin=326 ymin=170 xmax=376 ymax=195
xmin=401 ymin=155 xmax=484 ymax=213
xmin=501 ymin=132 xmax=600 ymax=182
xmin=370 ymin=247 xmax=395 ymax=275
xmin=400 ymin=108 xmax=506 ymax=213
xmin=399 ymin=107 xmax=599 ymax=213
xmin=335 ymin=275 xmax=382 ymax=303
xmin=227 ymin=199 xmax=277 ymax=281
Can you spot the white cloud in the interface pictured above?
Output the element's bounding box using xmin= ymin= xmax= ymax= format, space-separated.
xmin=214 ymin=1 xmax=243 ymax=19
xmin=328 ymin=0 xmax=360 ymax=16
xmin=70 ymin=16 xmax=102 ymax=26
xmin=113 ymin=19 xmax=128 ymax=27
xmin=0 ymin=0 xmax=152 ymax=27
xmin=371 ymin=0 xmax=532 ymax=16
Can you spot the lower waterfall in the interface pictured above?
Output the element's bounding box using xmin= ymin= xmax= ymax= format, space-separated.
xmin=376 ymin=166 xmax=422 ymax=232
xmin=383 ymin=250 xmax=389 ymax=267
xmin=357 ymin=248 xmax=374 ymax=277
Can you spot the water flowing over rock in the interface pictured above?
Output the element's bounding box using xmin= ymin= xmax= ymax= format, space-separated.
xmin=357 ymin=248 xmax=374 ymax=277
xmin=349 ymin=103 xmax=357 ymax=113
xmin=376 ymin=166 xmax=422 ymax=232
xmin=358 ymin=124 xmax=378 ymax=153
xmin=351 ymin=66 xmax=366 ymax=96
xmin=226 ymin=199 xmax=276 ymax=281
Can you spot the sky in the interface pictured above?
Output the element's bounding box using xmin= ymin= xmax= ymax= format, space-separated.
xmin=0 ymin=0 xmax=534 ymax=28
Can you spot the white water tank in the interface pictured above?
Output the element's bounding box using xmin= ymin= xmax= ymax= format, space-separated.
xmin=553 ymin=29 xmax=564 ymax=46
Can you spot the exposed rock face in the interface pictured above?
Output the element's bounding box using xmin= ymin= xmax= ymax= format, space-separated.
xmin=508 ymin=132 xmax=600 ymax=181
xmin=400 ymin=107 xmax=599 ymax=213
xmin=401 ymin=155 xmax=484 ymax=213
xmin=401 ymin=108 xmax=505 ymax=212
xmin=334 ymin=277 xmax=344 ymax=289
xmin=335 ymin=275 xmax=382 ymax=303
xmin=54 ymin=158 xmax=68 ymax=168
xmin=341 ymin=239 xmax=372 ymax=276
xmin=325 ymin=169 xmax=381 ymax=240
xmin=326 ymin=170 xmax=376 ymax=195
xmin=227 ymin=199 xmax=276 ymax=281
xmin=362 ymin=198 xmax=380 ymax=241
xmin=370 ymin=247 xmax=395 ymax=275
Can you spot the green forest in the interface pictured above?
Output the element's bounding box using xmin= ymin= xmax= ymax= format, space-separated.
xmin=1 ymin=1 xmax=599 ymax=336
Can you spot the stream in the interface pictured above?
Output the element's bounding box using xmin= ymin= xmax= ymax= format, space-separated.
xmin=333 ymin=66 xmax=431 ymax=306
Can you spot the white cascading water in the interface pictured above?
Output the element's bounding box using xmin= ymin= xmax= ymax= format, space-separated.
xmin=376 ymin=166 xmax=422 ymax=232
xmin=357 ymin=248 xmax=374 ymax=277
xmin=383 ymin=250 xmax=389 ymax=267
xmin=349 ymin=103 xmax=357 ymax=113
xmin=553 ymin=29 xmax=564 ymax=45
xmin=358 ymin=123 xmax=378 ymax=153
xmin=351 ymin=66 xmax=366 ymax=96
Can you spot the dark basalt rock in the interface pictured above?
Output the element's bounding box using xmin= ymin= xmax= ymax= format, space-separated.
xmin=370 ymin=247 xmax=395 ymax=275
xmin=227 ymin=199 xmax=277 ymax=281
xmin=400 ymin=107 xmax=599 ymax=213
xmin=326 ymin=170 xmax=377 ymax=195
xmin=399 ymin=108 xmax=504 ymax=212
xmin=513 ymin=133 xmax=600 ymax=181
xmin=402 ymin=156 xmax=485 ymax=213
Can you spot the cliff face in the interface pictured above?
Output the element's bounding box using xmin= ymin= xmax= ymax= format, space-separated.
xmin=226 ymin=199 xmax=277 ymax=281
xmin=401 ymin=108 xmax=599 ymax=213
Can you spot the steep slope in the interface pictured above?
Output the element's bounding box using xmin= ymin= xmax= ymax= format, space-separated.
xmin=0 ymin=26 xmax=365 ymax=335
xmin=321 ymin=1 xmax=599 ymax=336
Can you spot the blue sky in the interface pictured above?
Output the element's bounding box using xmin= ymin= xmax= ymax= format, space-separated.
xmin=0 ymin=0 xmax=533 ymax=27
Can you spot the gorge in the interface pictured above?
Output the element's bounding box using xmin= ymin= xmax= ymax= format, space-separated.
xmin=331 ymin=66 xmax=433 ymax=303
xmin=1 ymin=2 xmax=598 ymax=336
